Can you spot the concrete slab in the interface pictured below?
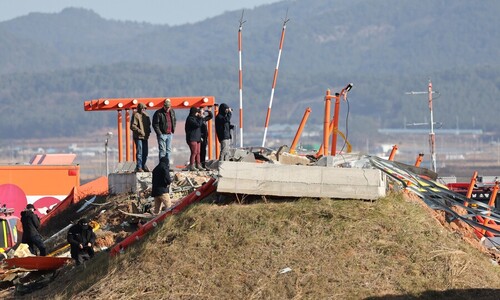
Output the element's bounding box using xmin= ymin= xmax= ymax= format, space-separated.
xmin=278 ymin=152 xmax=311 ymax=165
xmin=108 ymin=172 xmax=152 ymax=195
xmin=217 ymin=161 xmax=386 ymax=200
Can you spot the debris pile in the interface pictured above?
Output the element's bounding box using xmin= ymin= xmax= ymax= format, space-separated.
xmin=1 ymin=150 xmax=499 ymax=297
xmin=0 ymin=169 xmax=214 ymax=295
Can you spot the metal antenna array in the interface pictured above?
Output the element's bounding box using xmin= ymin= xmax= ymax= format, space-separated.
xmin=406 ymin=80 xmax=440 ymax=172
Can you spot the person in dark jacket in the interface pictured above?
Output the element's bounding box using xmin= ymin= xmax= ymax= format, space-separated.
xmin=199 ymin=107 xmax=213 ymax=170
xmin=185 ymin=107 xmax=204 ymax=171
xmin=152 ymin=99 xmax=177 ymax=162
xmin=20 ymin=204 xmax=46 ymax=256
xmin=152 ymin=157 xmax=172 ymax=214
xmin=215 ymin=103 xmax=233 ymax=161
xmin=67 ymin=218 xmax=96 ymax=265
xmin=130 ymin=103 xmax=151 ymax=172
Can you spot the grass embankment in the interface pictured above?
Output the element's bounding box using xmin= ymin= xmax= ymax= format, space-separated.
xmin=33 ymin=193 xmax=500 ymax=299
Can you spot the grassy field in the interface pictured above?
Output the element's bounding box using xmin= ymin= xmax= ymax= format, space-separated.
xmin=21 ymin=192 xmax=500 ymax=299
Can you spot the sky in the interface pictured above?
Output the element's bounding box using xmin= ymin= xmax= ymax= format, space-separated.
xmin=0 ymin=0 xmax=281 ymax=25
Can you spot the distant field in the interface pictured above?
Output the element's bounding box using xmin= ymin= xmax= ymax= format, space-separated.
xmin=1 ymin=132 xmax=498 ymax=182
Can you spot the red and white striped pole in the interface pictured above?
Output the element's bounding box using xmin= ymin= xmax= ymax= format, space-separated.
xmin=428 ymin=80 xmax=437 ymax=172
xmin=238 ymin=11 xmax=246 ymax=148
xmin=262 ymin=15 xmax=290 ymax=147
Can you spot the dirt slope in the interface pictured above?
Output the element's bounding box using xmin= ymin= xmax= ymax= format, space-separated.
xmin=21 ymin=193 xmax=500 ymax=299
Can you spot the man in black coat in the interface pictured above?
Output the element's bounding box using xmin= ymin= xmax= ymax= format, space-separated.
xmin=67 ymin=218 xmax=96 ymax=265
xmin=20 ymin=204 xmax=46 ymax=256
xmin=152 ymin=99 xmax=177 ymax=162
xmin=215 ymin=103 xmax=233 ymax=161
xmin=152 ymin=157 xmax=172 ymax=214
xmin=199 ymin=107 xmax=213 ymax=170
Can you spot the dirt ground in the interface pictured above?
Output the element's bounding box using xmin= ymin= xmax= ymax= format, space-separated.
xmin=403 ymin=190 xmax=500 ymax=263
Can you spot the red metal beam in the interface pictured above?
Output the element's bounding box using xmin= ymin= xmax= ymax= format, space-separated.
xmin=84 ymin=97 xmax=215 ymax=111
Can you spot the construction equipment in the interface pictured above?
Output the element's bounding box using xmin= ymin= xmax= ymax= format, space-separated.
xmin=0 ymin=206 xmax=18 ymax=255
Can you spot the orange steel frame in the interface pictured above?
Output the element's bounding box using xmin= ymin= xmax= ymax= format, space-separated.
xmin=406 ymin=153 xmax=425 ymax=187
xmin=388 ymin=145 xmax=398 ymax=161
xmin=464 ymin=171 xmax=478 ymax=207
xmin=414 ymin=153 xmax=424 ymax=167
xmin=330 ymin=92 xmax=342 ymax=156
xmin=322 ymin=90 xmax=332 ymax=156
xmin=84 ymin=97 xmax=216 ymax=163
xmin=290 ymin=107 xmax=311 ymax=154
xmin=319 ymin=87 xmax=351 ymax=157
xmin=481 ymin=182 xmax=499 ymax=236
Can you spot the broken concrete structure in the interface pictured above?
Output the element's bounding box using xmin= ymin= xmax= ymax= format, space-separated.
xmin=217 ymin=161 xmax=387 ymax=200
xmin=108 ymin=172 xmax=152 ymax=195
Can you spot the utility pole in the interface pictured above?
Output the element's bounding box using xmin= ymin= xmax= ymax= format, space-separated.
xmin=406 ymin=80 xmax=439 ymax=172
xmin=262 ymin=10 xmax=290 ymax=147
xmin=238 ymin=10 xmax=246 ymax=148
xmin=105 ymin=132 xmax=113 ymax=176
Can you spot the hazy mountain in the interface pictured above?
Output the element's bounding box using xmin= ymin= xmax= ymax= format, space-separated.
xmin=0 ymin=0 xmax=499 ymax=141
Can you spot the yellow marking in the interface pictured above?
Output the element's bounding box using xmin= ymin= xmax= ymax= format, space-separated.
xmin=332 ymin=128 xmax=352 ymax=152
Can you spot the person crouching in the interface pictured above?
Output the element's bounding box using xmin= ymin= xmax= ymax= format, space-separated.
xmin=67 ymin=218 xmax=96 ymax=265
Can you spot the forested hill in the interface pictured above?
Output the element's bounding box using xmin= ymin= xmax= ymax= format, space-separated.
xmin=0 ymin=0 xmax=499 ymax=140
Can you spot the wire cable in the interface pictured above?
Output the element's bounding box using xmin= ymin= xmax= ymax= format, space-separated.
xmin=339 ymin=97 xmax=350 ymax=155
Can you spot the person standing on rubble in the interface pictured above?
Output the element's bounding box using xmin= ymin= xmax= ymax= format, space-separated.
xmin=185 ymin=107 xmax=204 ymax=171
xmin=153 ymin=99 xmax=177 ymax=163
xmin=152 ymin=157 xmax=172 ymax=214
xmin=130 ymin=103 xmax=151 ymax=172
xmin=20 ymin=204 xmax=46 ymax=256
xmin=67 ymin=218 xmax=96 ymax=265
xmin=200 ymin=107 xmax=213 ymax=170
xmin=215 ymin=103 xmax=234 ymax=161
